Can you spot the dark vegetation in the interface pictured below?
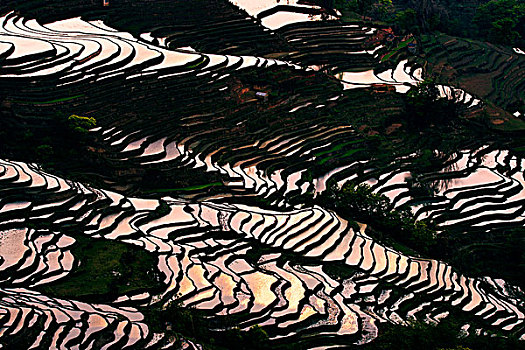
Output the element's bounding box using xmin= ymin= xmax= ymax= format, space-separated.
xmin=334 ymin=0 xmax=525 ymax=47
xmin=317 ymin=183 xmax=437 ymax=255
xmin=404 ymin=78 xmax=461 ymax=129
xmin=368 ymin=313 xmax=525 ymax=350
xmin=38 ymin=235 xmax=161 ymax=302
xmin=446 ymin=227 xmax=525 ymax=290
xmin=333 ymin=0 xmax=394 ymax=21
xmin=473 ymin=0 xmax=525 ymax=46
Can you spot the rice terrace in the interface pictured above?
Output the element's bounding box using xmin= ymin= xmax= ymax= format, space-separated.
xmin=0 ymin=0 xmax=524 ymax=349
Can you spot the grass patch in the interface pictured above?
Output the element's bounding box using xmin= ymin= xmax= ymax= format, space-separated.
xmin=186 ymin=59 xmax=206 ymax=69
xmin=314 ymin=139 xmax=362 ymax=157
xmin=340 ymin=147 xmax=365 ymax=158
xmin=39 ymin=235 xmax=159 ymax=300
xmin=381 ymin=39 xmax=413 ymax=62
xmin=318 ymin=147 xmax=365 ymax=165
xmin=12 ymin=94 xmax=84 ymax=105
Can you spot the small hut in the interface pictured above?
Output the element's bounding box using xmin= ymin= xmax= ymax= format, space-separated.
xmin=256 ymin=92 xmax=269 ymax=103
xmin=407 ymin=42 xmax=417 ymax=55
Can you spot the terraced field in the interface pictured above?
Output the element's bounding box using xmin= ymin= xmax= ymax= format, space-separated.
xmin=1 ymin=0 xmax=525 ymax=349
xmin=414 ymin=33 xmax=525 ymax=118
xmin=1 ymin=158 xmax=524 ymax=348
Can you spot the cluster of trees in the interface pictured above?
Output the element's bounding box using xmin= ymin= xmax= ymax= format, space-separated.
xmin=0 ymin=112 xmax=100 ymax=171
xmin=333 ymin=0 xmax=525 ymax=47
xmin=447 ymin=227 xmax=525 ymax=290
xmin=368 ymin=316 xmax=525 ymax=350
xmin=404 ymin=78 xmax=461 ymax=129
xmin=68 ymin=114 xmax=96 ymax=133
xmin=430 ymin=0 xmax=523 ymax=47
xmin=473 ymin=0 xmax=525 ymax=46
xmin=420 ymin=0 xmax=525 ymax=47
xmin=316 ymin=182 xmax=437 ymax=254
xmin=334 ymin=0 xmax=394 ymax=19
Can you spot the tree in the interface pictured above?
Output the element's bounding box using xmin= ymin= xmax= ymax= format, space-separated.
xmin=488 ymin=17 xmax=520 ymax=45
xmin=68 ymin=114 xmax=97 ymax=134
xmin=405 ymin=79 xmax=460 ymax=129
xmin=36 ymin=144 xmax=54 ymax=160
xmin=335 ymin=0 xmax=393 ymax=20
xmin=473 ymin=0 xmax=525 ymax=46
xmin=410 ymin=0 xmax=437 ymax=32
xmin=317 ymin=183 xmax=437 ymax=254
xmin=396 ymin=8 xmax=419 ymax=33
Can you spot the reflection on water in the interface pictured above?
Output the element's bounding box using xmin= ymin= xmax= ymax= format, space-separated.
xmin=262 ymin=11 xmax=335 ymax=30
xmin=230 ymin=0 xmax=336 ymax=29
xmin=335 ymin=60 xmax=422 ymax=92
xmin=230 ymin=0 xmax=313 ymax=16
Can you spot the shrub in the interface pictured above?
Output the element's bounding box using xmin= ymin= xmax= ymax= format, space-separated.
xmin=36 ymin=144 xmax=53 ymax=158
xmin=68 ymin=114 xmax=96 ymax=133
xmin=405 ymin=79 xmax=460 ymax=129
xmin=318 ymin=183 xmax=436 ymax=254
